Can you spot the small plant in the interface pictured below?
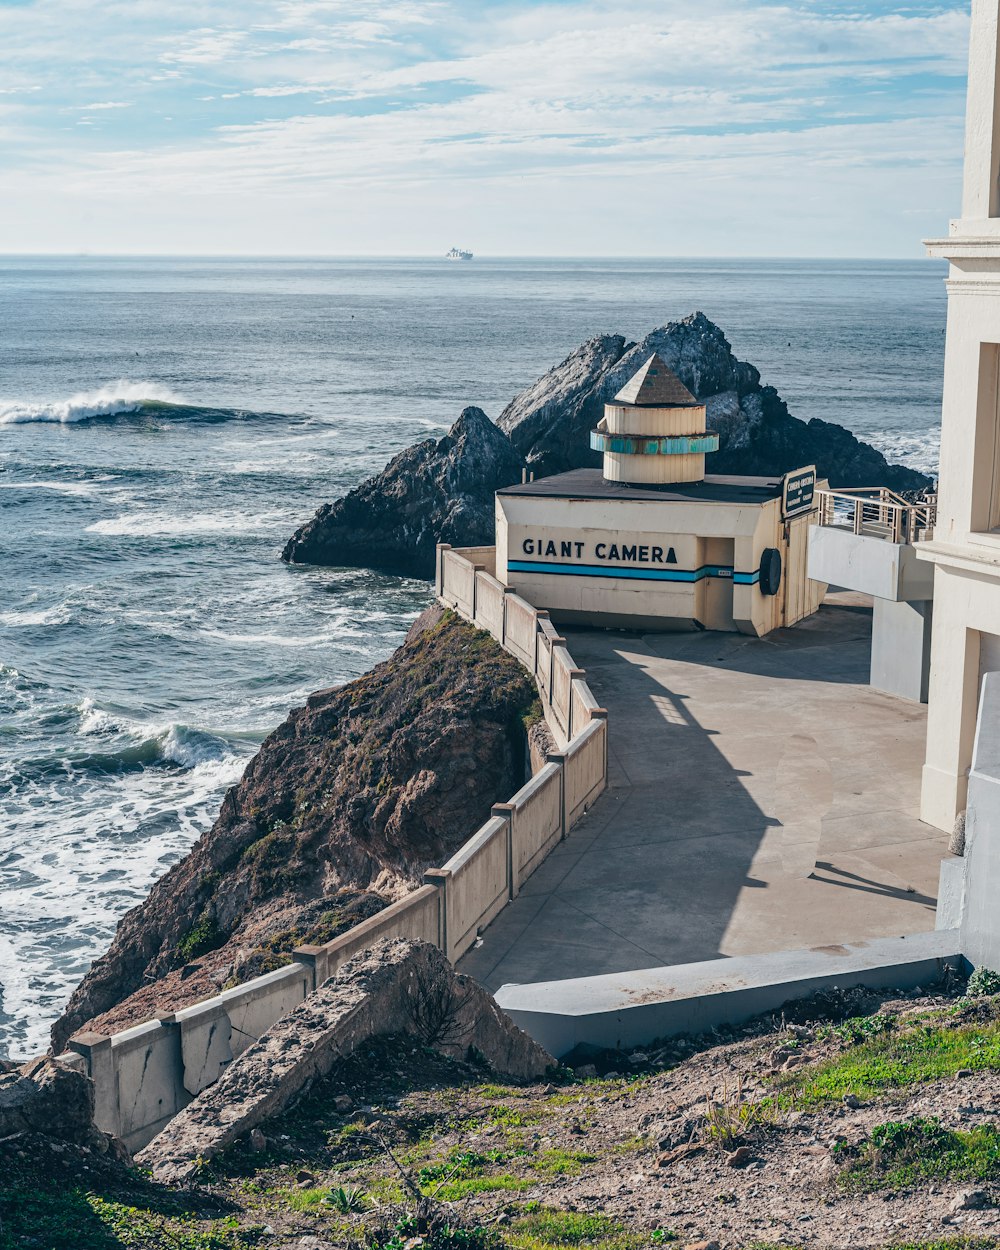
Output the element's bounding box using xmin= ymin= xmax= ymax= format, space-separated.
xmin=508 ymin=1207 xmax=645 ymax=1250
xmin=418 ymin=1149 xmax=517 ymax=1187
xmin=357 ymin=1208 xmax=500 ymax=1250
xmin=649 ymin=1231 xmax=678 ymax=1244
xmin=702 ymin=1074 xmax=779 ymax=1149
xmin=839 ymin=1116 xmax=1000 ymax=1192
xmin=831 ymin=1013 xmax=895 ymax=1045
xmin=326 ymin=1183 xmax=367 ymax=1213
xmin=967 ymin=966 xmax=1000 ymax=998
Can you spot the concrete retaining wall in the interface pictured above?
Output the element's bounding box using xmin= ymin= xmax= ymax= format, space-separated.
xmin=69 ymin=544 xmax=608 ymax=1153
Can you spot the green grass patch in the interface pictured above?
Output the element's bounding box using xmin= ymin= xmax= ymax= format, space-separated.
xmin=529 ymin=1148 xmax=599 ymax=1177
xmin=883 ymin=1241 xmax=1000 ymax=1250
xmin=475 ymin=1083 xmax=524 ymax=1100
xmin=780 ymin=1017 xmax=1000 ymax=1105
xmin=418 ymin=1147 xmax=527 ymax=1187
xmin=0 ymin=1186 xmax=256 ymax=1250
xmin=487 ymin=1102 xmax=538 ymax=1128
xmin=839 ymin=1117 xmax=1000 ymax=1192
xmin=508 ymin=1208 xmax=647 ymax=1250
xmin=433 ymin=1174 xmax=534 ymax=1200
xmin=743 ymin=1244 xmax=804 ymax=1250
xmin=176 ymin=911 xmax=225 ymax=963
xmin=280 ymin=1186 xmax=332 ymax=1211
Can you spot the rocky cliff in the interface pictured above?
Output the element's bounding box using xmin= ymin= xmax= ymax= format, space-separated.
xmin=282 ymin=405 xmax=523 ymax=578
xmin=283 ymin=313 xmax=930 ymax=579
xmin=51 ymin=609 xmax=538 ymax=1051
xmin=497 ymin=313 xmax=931 ymax=491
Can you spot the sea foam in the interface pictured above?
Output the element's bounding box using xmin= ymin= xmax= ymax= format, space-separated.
xmin=0 ymin=382 xmax=180 ymax=425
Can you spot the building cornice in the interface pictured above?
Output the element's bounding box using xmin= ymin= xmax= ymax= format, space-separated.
xmin=925 ymin=237 xmax=1000 ymax=259
xmin=915 ymin=538 xmax=1000 ymax=578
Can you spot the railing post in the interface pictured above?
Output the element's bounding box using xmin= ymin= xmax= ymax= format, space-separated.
xmin=547 ymin=751 xmax=567 ymax=839
xmin=471 ymin=564 xmax=485 ymax=623
xmin=549 ymin=637 xmax=566 ymax=713
xmin=492 ymin=801 xmax=517 ymax=899
xmin=68 ymin=1030 xmax=119 ymax=1138
xmin=435 ymin=543 xmax=451 ymax=600
xmin=501 ymin=586 xmax=517 ymax=649
xmin=292 ymin=945 xmax=324 ymax=989
xmin=423 ymin=868 xmax=450 ymax=960
xmin=591 ymin=707 xmax=610 ymax=787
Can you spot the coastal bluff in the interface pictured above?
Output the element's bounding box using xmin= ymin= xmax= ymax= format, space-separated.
xmin=282 ymin=312 xmax=931 ymax=579
xmin=50 ymin=609 xmax=539 ymax=1052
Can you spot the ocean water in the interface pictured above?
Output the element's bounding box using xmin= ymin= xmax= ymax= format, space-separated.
xmin=0 ymin=256 xmax=946 ymax=1058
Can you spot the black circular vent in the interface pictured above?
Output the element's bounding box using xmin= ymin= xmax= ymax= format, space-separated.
xmin=759 ymin=547 xmax=782 ymax=596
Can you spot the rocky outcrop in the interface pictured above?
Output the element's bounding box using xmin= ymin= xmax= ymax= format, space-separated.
xmin=51 ymin=611 xmax=538 ymax=1051
xmin=282 ymin=315 xmax=929 ymax=577
xmin=498 ymin=313 xmax=932 ymax=493
xmin=138 ymin=939 xmax=555 ymax=1184
xmin=282 ymin=406 xmax=524 ymax=579
xmin=0 ymin=1057 xmax=126 ymax=1159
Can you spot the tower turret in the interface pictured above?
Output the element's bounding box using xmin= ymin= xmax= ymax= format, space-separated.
xmin=590 ymin=352 xmax=719 ymax=485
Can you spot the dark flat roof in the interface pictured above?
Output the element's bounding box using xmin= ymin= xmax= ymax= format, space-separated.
xmin=498 ymin=468 xmax=782 ymax=505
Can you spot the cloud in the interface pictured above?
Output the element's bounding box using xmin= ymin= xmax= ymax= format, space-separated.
xmin=0 ymin=0 xmax=971 ymax=254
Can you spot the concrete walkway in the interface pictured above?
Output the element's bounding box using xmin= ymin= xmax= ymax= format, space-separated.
xmin=460 ymin=595 xmax=945 ymax=992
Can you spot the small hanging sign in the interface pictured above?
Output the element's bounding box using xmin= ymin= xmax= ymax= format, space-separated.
xmin=782 ymin=465 xmax=817 ymax=518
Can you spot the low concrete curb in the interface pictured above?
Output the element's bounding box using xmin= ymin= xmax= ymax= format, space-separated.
xmin=496 ymin=930 xmax=965 ymax=1056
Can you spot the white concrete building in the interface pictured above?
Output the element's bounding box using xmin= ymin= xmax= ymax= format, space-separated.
xmin=919 ymin=0 xmax=1000 ymax=832
xmin=496 ymin=353 xmax=825 ymax=635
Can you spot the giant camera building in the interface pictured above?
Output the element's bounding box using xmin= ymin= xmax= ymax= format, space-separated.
xmin=495 ymin=353 xmax=825 ymax=636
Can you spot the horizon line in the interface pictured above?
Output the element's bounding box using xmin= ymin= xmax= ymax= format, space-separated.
xmin=0 ymin=251 xmax=942 ymax=262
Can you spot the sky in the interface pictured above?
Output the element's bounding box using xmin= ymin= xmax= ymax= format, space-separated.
xmin=0 ymin=0 xmax=972 ymax=256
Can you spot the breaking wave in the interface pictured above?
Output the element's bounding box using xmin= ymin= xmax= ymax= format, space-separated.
xmin=3 ymin=702 xmax=252 ymax=786
xmin=0 ymin=383 xmax=272 ymax=427
xmin=864 ymin=428 xmax=941 ymax=479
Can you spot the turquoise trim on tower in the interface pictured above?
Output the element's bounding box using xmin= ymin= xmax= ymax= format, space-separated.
xmin=589 ymin=430 xmax=720 ymax=456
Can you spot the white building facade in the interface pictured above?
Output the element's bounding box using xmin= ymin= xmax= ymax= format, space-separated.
xmin=920 ymin=0 xmax=1000 ymax=831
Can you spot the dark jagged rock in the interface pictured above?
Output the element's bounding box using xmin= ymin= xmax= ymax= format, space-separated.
xmin=499 ymin=312 xmax=931 ymax=492
xmin=282 ymin=405 xmax=524 ymax=579
xmin=51 ymin=611 xmax=537 ymax=1051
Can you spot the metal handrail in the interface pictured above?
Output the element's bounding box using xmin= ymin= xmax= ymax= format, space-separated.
xmin=814 ymin=487 xmax=936 ymax=545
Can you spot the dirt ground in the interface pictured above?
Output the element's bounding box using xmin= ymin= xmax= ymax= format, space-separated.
xmin=7 ymin=984 xmax=1000 ymax=1250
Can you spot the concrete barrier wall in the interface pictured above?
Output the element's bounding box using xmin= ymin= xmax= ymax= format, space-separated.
xmin=504 ymin=593 xmax=538 ymax=668
xmin=563 ymin=718 xmax=608 ymax=828
xmin=310 ymin=885 xmax=443 ymax=985
xmin=474 ymin=570 xmax=506 ymax=639
xmin=550 ymin=646 xmax=578 ymax=739
xmin=70 ymin=543 xmax=608 ymax=1154
xmin=440 ymin=548 xmax=476 ymax=616
xmin=111 ymin=1020 xmax=189 ymax=1153
xmin=535 ymin=631 xmax=553 ymax=706
xmin=508 ymin=763 xmax=564 ymax=887
xmin=458 ymin=545 xmax=497 ymax=578
xmin=571 ymin=676 xmax=601 ymax=734
xmin=440 ymin=815 xmax=511 ymax=961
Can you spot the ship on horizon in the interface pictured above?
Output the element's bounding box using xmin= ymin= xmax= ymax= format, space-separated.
xmin=446 ymin=247 xmax=473 ymax=260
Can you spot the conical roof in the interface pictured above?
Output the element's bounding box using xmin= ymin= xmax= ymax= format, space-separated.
xmin=612 ymin=352 xmax=699 ymax=407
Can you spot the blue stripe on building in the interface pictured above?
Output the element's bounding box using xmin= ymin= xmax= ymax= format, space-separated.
xmin=508 ymin=560 xmax=761 ymax=584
